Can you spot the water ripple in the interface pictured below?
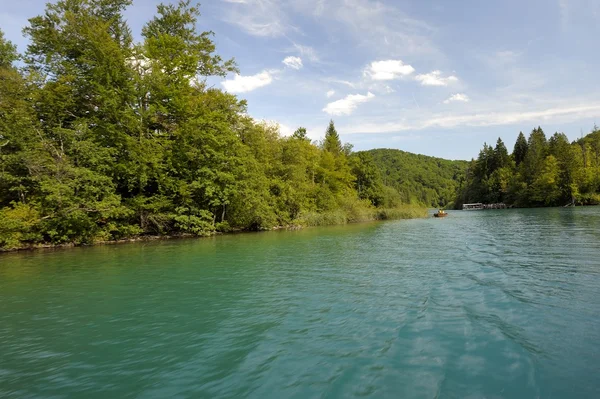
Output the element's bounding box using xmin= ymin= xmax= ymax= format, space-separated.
xmin=1 ymin=208 xmax=600 ymax=398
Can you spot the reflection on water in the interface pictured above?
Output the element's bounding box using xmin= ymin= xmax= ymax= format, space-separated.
xmin=1 ymin=207 xmax=600 ymax=398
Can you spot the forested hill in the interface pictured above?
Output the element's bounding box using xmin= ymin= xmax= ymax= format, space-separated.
xmin=363 ymin=149 xmax=468 ymax=207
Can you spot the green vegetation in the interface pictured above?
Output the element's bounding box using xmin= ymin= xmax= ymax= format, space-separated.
xmin=7 ymin=1 xmax=593 ymax=252
xmin=456 ymin=126 xmax=600 ymax=208
xmin=363 ymin=149 xmax=468 ymax=208
xmin=0 ymin=0 xmax=427 ymax=251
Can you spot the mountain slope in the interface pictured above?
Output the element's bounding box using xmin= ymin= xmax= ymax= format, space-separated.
xmin=363 ymin=149 xmax=468 ymax=207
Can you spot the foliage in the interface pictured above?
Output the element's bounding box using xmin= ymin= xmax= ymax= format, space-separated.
xmin=0 ymin=31 xmax=19 ymax=67
xmin=364 ymin=149 xmax=468 ymax=207
xmin=0 ymin=2 xmax=429 ymax=250
xmin=457 ymin=126 xmax=600 ymax=208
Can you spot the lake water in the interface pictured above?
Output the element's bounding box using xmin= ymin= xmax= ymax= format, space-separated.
xmin=1 ymin=207 xmax=600 ymax=398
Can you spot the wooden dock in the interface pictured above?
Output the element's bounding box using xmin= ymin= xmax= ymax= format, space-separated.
xmin=462 ymin=203 xmax=507 ymax=210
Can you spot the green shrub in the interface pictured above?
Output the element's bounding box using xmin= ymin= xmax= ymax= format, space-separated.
xmin=0 ymin=203 xmax=42 ymax=249
xmin=173 ymin=207 xmax=214 ymax=236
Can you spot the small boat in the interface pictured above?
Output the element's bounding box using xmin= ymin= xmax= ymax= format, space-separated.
xmin=434 ymin=210 xmax=448 ymax=218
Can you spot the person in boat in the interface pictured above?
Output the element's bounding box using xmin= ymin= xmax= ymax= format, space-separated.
xmin=438 ymin=209 xmax=444 ymax=214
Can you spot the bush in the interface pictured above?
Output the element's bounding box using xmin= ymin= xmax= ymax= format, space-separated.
xmin=173 ymin=207 xmax=214 ymax=236
xmin=0 ymin=203 xmax=42 ymax=249
xmin=40 ymin=209 xmax=99 ymax=245
xmin=215 ymin=221 xmax=232 ymax=233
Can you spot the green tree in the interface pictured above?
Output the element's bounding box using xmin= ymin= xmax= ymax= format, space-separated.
xmin=513 ymin=131 xmax=528 ymax=166
xmin=492 ymin=138 xmax=510 ymax=171
xmin=350 ymin=152 xmax=384 ymax=205
xmin=549 ymin=132 xmax=580 ymax=204
xmin=522 ymin=127 xmax=548 ymax=186
xmin=292 ymin=127 xmax=309 ymax=141
xmin=323 ymin=120 xmax=342 ymax=154
xmin=0 ymin=30 xmax=18 ymax=67
xmin=530 ymin=155 xmax=561 ymax=205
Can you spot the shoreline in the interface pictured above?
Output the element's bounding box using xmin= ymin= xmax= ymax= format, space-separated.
xmin=0 ymin=212 xmax=426 ymax=254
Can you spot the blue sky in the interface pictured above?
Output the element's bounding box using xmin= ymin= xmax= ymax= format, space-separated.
xmin=2 ymin=0 xmax=600 ymax=160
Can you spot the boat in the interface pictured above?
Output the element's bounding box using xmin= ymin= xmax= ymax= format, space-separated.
xmin=462 ymin=203 xmax=484 ymax=210
xmin=434 ymin=210 xmax=448 ymax=218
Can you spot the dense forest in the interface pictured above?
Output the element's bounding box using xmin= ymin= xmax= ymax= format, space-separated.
xmin=456 ymin=127 xmax=600 ymax=208
xmin=0 ymin=0 xmax=428 ymax=250
xmin=365 ymin=149 xmax=468 ymax=208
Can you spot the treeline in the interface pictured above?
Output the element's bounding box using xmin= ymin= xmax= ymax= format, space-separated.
xmin=0 ymin=0 xmax=424 ymax=250
xmin=456 ymin=127 xmax=600 ymax=207
xmin=364 ymin=149 xmax=468 ymax=207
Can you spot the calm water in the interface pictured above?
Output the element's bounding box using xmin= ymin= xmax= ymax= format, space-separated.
xmin=1 ymin=208 xmax=600 ymax=398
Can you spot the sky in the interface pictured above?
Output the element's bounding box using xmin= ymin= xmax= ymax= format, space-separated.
xmin=2 ymin=0 xmax=600 ymax=160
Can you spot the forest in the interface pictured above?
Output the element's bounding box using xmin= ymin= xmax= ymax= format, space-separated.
xmin=0 ymin=0 xmax=430 ymax=250
xmin=456 ymin=127 xmax=600 ymax=208
xmin=365 ymin=149 xmax=468 ymax=208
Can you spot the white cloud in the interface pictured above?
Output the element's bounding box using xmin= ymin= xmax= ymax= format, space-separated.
xmin=340 ymin=103 xmax=600 ymax=134
xmin=324 ymin=78 xmax=357 ymax=88
xmin=278 ymin=123 xmax=295 ymax=137
xmin=282 ymin=56 xmax=303 ymax=70
xmin=221 ymin=0 xmax=288 ymax=37
xmin=364 ymin=60 xmax=415 ymax=80
xmin=279 ymin=124 xmax=298 ymax=137
xmin=323 ymin=92 xmax=375 ymax=116
xmin=415 ymin=70 xmax=458 ymax=86
xmin=292 ymin=43 xmax=319 ymax=62
xmin=326 ymin=90 xmax=336 ymax=98
xmin=255 ymin=120 xmax=294 ymax=137
xmin=293 ymin=0 xmax=440 ymax=58
xmin=444 ymin=93 xmax=470 ymax=104
xmin=222 ymin=71 xmax=273 ymax=93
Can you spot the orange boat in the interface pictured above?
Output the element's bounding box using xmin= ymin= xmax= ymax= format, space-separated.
xmin=434 ymin=210 xmax=448 ymax=218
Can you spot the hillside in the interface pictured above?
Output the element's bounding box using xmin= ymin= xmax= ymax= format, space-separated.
xmin=363 ymin=149 xmax=468 ymax=208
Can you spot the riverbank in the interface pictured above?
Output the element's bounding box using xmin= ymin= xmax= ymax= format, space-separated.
xmin=0 ymin=206 xmax=428 ymax=253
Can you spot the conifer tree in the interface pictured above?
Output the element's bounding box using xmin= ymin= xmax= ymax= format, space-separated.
xmin=323 ymin=120 xmax=342 ymax=154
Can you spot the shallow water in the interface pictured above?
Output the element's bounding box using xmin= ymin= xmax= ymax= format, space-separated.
xmin=1 ymin=207 xmax=600 ymax=398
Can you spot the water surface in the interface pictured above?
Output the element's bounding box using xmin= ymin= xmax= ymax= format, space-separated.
xmin=1 ymin=207 xmax=600 ymax=398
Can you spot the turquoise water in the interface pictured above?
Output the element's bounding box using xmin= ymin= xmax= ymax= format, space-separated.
xmin=1 ymin=207 xmax=600 ymax=398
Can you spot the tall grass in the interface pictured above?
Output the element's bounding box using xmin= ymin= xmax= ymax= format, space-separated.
xmin=375 ymin=206 xmax=428 ymax=220
xmin=297 ymin=200 xmax=427 ymax=227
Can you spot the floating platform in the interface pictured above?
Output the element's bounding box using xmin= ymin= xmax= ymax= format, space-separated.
xmin=462 ymin=203 xmax=506 ymax=210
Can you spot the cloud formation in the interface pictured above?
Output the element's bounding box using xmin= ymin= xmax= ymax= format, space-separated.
xmin=341 ymin=103 xmax=600 ymax=134
xmin=444 ymin=93 xmax=470 ymax=104
xmin=415 ymin=70 xmax=458 ymax=86
xmin=282 ymin=56 xmax=303 ymax=69
xmin=326 ymin=90 xmax=336 ymax=98
xmin=220 ymin=0 xmax=288 ymax=37
xmin=292 ymin=43 xmax=319 ymax=62
xmin=324 ymin=78 xmax=357 ymax=88
xmin=222 ymin=71 xmax=273 ymax=93
xmin=322 ymin=92 xmax=375 ymax=116
xmin=364 ymin=60 xmax=415 ymax=80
